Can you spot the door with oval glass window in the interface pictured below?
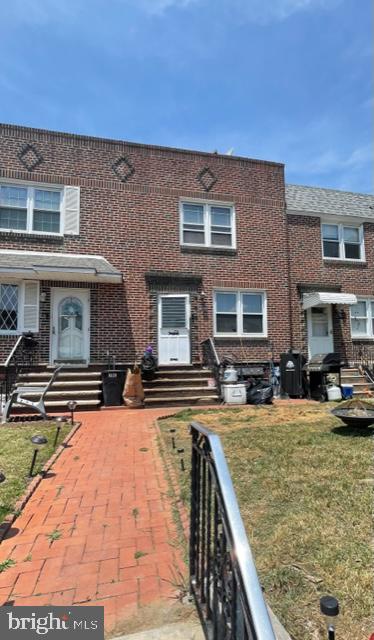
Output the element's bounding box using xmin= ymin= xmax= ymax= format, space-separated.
xmin=51 ymin=289 xmax=90 ymax=363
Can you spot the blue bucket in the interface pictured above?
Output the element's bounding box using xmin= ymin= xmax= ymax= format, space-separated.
xmin=341 ymin=384 xmax=353 ymax=400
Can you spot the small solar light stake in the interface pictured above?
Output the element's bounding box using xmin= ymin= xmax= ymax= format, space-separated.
xmin=169 ymin=428 xmax=176 ymax=449
xmin=54 ymin=416 xmax=67 ymax=448
xmin=177 ymin=448 xmax=185 ymax=472
xmin=29 ymin=435 xmax=48 ymax=477
xmin=67 ymin=400 xmax=77 ymax=425
xmin=320 ymin=595 xmax=339 ymax=640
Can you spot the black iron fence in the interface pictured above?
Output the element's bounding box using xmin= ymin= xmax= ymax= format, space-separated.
xmin=189 ymin=421 xmax=276 ymax=640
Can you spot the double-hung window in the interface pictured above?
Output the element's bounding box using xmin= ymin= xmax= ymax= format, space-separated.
xmin=350 ymin=299 xmax=374 ymax=338
xmin=214 ymin=290 xmax=267 ymax=337
xmin=181 ymin=201 xmax=235 ymax=248
xmin=321 ymin=223 xmax=364 ymax=261
xmin=0 ymin=183 xmax=62 ymax=235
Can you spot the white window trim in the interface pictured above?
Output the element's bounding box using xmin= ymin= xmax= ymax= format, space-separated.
xmin=0 ymin=281 xmax=39 ymax=335
xmin=179 ymin=198 xmax=236 ymax=249
xmin=0 ymin=179 xmax=64 ymax=237
xmin=321 ymin=221 xmax=365 ymax=262
xmin=213 ymin=288 xmax=267 ymax=338
xmin=350 ymin=298 xmax=374 ymax=339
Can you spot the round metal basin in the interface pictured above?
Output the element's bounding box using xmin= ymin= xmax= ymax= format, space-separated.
xmin=331 ymin=407 xmax=374 ymax=428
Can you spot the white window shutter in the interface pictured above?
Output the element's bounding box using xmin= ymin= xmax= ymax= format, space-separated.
xmin=23 ymin=281 xmax=39 ymax=332
xmin=63 ymin=186 xmax=80 ymax=235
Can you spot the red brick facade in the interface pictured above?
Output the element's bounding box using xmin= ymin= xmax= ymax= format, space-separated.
xmin=287 ymin=214 xmax=374 ymax=363
xmin=0 ymin=124 xmax=371 ymax=366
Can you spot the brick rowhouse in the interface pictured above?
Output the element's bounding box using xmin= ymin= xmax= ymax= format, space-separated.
xmin=0 ymin=123 xmax=373 ymax=367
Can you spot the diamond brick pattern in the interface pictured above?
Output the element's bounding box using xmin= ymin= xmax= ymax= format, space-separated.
xmin=18 ymin=144 xmax=43 ymax=171
xmin=197 ymin=167 xmax=217 ymax=192
xmin=112 ymin=156 xmax=135 ymax=183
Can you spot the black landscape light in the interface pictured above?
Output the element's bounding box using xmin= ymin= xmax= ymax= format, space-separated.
xmin=67 ymin=400 xmax=77 ymax=425
xmin=29 ymin=435 xmax=48 ymax=477
xmin=169 ymin=428 xmax=176 ymax=449
xmin=177 ymin=447 xmax=185 ymax=472
xmin=54 ymin=416 xmax=67 ymax=448
xmin=320 ymin=595 xmax=339 ymax=640
xmin=0 ymin=472 xmax=6 ymax=515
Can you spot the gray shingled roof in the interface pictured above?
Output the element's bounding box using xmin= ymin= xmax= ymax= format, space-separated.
xmin=286 ymin=184 xmax=374 ymax=219
xmin=0 ymin=251 xmax=122 ymax=283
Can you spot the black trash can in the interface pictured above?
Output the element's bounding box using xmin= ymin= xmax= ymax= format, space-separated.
xmin=102 ymin=369 xmax=126 ymax=406
xmin=280 ymin=351 xmax=307 ymax=398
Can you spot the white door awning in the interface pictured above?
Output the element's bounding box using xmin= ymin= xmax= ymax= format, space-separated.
xmin=0 ymin=250 xmax=122 ymax=283
xmin=302 ymin=292 xmax=358 ymax=310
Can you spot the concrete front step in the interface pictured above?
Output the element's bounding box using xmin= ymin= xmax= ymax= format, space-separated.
xmin=19 ymin=380 xmax=101 ymax=388
xmin=9 ymin=365 xmax=104 ymax=414
xmin=343 ymin=382 xmax=373 ymax=388
xmin=12 ymin=399 xmax=101 ymax=412
xmin=340 ymin=367 xmax=374 ymax=396
xmin=154 ymin=369 xmax=211 ymax=379
xmin=145 ymin=395 xmax=220 ymax=407
xmin=143 ymin=377 xmax=212 ymax=387
xmin=144 ymin=386 xmax=217 ymax=398
xmin=144 ymin=366 xmax=217 ymax=406
xmin=17 ymin=389 xmax=101 ymax=401
xmin=353 ymin=389 xmax=373 ymax=396
xmin=18 ymin=371 xmax=102 ymax=381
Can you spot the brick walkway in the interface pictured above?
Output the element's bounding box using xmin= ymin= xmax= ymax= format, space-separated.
xmin=0 ymin=409 xmax=186 ymax=634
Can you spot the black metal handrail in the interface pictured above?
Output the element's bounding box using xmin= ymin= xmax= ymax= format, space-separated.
xmin=201 ymin=338 xmax=222 ymax=396
xmin=351 ymin=344 xmax=374 ymax=384
xmin=0 ymin=333 xmax=39 ymax=409
xmin=190 ymin=421 xmax=276 ymax=640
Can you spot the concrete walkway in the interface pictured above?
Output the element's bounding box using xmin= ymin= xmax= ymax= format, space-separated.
xmin=0 ymin=409 xmax=186 ymax=635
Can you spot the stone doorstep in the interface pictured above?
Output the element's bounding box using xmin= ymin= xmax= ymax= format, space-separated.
xmin=114 ymin=622 xmax=204 ymax=640
xmin=115 ymin=608 xmax=292 ymax=640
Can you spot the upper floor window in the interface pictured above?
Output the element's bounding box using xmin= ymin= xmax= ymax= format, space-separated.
xmin=350 ymin=299 xmax=374 ymax=338
xmin=321 ymin=223 xmax=364 ymax=261
xmin=180 ymin=201 xmax=235 ymax=248
xmin=0 ymin=182 xmax=80 ymax=236
xmin=0 ymin=184 xmax=62 ymax=235
xmin=214 ymin=290 xmax=267 ymax=337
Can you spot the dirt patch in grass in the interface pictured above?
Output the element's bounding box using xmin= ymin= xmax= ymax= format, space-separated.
xmin=159 ymin=404 xmax=374 ymax=640
xmin=0 ymin=420 xmax=72 ymax=522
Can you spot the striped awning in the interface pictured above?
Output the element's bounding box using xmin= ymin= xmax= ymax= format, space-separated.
xmin=302 ymin=292 xmax=358 ymax=310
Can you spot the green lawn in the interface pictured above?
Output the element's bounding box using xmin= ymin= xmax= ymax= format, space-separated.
xmin=159 ymin=404 xmax=373 ymax=640
xmin=0 ymin=420 xmax=73 ymax=522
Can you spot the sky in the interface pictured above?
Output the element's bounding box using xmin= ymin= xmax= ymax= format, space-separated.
xmin=0 ymin=0 xmax=372 ymax=193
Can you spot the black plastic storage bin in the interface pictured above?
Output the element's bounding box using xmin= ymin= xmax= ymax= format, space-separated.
xmin=280 ymin=351 xmax=306 ymax=398
xmin=102 ymin=370 xmax=126 ymax=406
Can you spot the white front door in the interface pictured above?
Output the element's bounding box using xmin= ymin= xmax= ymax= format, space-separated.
xmin=158 ymin=294 xmax=190 ymax=365
xmin=307 ymin=305 xmax=334 ymax=357
xmin=51 ymin=288 xmax=90 ymax=363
